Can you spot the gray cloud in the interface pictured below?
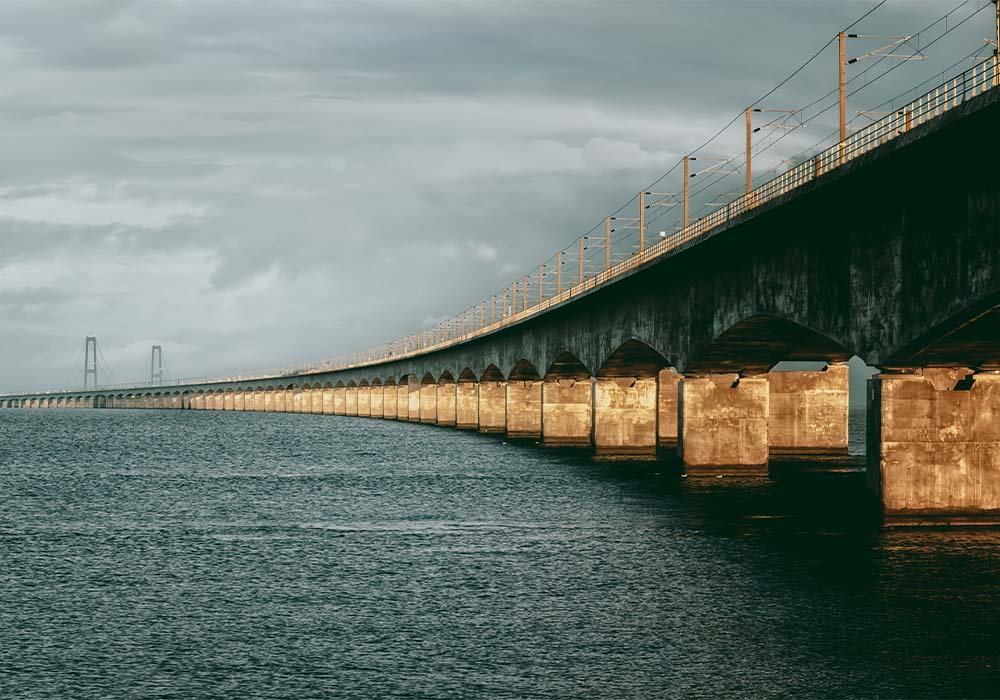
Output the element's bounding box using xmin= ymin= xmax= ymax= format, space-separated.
xmin=0 ymin=0 xmax=990 ymax=391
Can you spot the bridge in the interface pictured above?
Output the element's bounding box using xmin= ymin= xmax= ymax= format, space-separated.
xmin=3 ymin=50 xmax=1000 ymax=525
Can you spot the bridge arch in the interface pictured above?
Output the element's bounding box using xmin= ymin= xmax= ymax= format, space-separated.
xmin=480 ymin=364 xmax=505 ymax=382
xmin=881 ymin=291 xmax=1000 ymax=369
xmin=686 ymin=313 xmax=851 ymax=375
xmin=420 ymin=373 xmax=436 ymax=385
xmin=544 ymin=351 xmax=592 ymax=380
xmin=438 ymin=370 xmax=455 ymax=384
xmin=597 ymin=339 xmax=669 ymax=378
xmin=458 ymin=368 xmax=477 ymax=383
xmin=508 ymin=359 xmax=541 ymax=382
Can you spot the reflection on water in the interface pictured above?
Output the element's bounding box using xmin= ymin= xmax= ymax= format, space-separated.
xmin=1 ymin=408 xmax=998 ymax=699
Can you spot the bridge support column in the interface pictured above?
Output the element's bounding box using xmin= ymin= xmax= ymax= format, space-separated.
xmin=311 ymin=387 xmax=323 ymax=414
xmin=679 ymin=374 xmax=769 ymax=472
xmin=506 ymin=381 xmax=541 ymax=439
xmin=867 ymin=369 xmax=1000 ymax=524
xmin=277 ymin=389 xmax=288 ymax=412
xmin=357 ymin=386 xmax=371 ymax=417
xmin=478 ymin=380 xmax=506 ymax=433
xmin=541 ymin=379 xmax=592 ymax=447
xmin=407 ymin=379 xmax=420 ymax=422
xmin=346 ymin=386 xmax=358 ymax=416
xmin=371 ymin=385 xmax=384 ymax=417
xmin=419 ymin=382 xmax=437 ymax=423
xmin=234 ymin=391 xmax=245 ymax=412
xmin=456 ymin=382 xmax=478 ymax=429
xmin=383 ymin=384 xmax=398 ymax=419
xmin=224 ymin=392 xmax=234 ymax=411
xmin=768 ymin=364 xmax=849 ymax=456
xmin=264 ymin=390 xmax=275 ymax=412
xmin=657 ymin=369 xmax=682 ymax=449
xmin=255 ymin=390 xmax=265 ymax=412
xmin=333 ymin=386 xmax=346 ymax=415
xmin=321 ymin=387 xmax=333 ymax=414
xmin=395 ymin=383 xmax=408 ymax=420
xmin=437 ymin=381 xmax=456 ymax=426
xmin=593 ymin=377 xmax=657 ymax=459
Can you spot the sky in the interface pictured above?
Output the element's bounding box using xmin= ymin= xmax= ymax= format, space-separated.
xmin=0 ymin=0 xmax=993 ymax=394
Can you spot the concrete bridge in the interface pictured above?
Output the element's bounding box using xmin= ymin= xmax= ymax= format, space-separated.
xmin=4 ymin=61 xmax=1000 ymax=525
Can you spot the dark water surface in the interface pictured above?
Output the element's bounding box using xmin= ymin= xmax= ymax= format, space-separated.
xmin=2 ymin=409 xmax=999 ymax=699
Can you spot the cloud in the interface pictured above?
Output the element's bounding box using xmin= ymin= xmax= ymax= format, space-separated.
xmin=0 ymin=184 xmax=207 ymax=228
xmin=0 ymin=1 xmax=983 ymax=391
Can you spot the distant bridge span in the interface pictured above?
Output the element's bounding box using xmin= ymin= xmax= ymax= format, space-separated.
xmin=4 ymin=65 xmax=1000 ymax=525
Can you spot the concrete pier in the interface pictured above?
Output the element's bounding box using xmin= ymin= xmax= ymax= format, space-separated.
xmin=407 ymin=378 xmax=420 ymax=422
xmin=396 ymin=377 xmax=410 ymax=420
xmin=867 ymin=369 xmax=1000 ymax=524
xmin=478 ymin=380 xmax=506 ymax=433
xmin=419 ymin=378 xmax=437 ymax=424
xmin=768 ymin=364 xmax=849 ymax=455
xmin=383 ymin=382 xmax=398 ymax=419
xmin=346 ymin=385 xmax=358 ymax=416
xmin=224 ymin=392 xmax=234 ymax=411
xmin=506 ymin=381 xmax=541 ymax=438
xmin=358 ymin=385 xmax=371 ymax=417
xmin=234 ymin=391 xmax=245 ymax=412
xmin=456 ymin=381 xmax=478 ymax=429
xmin=334 ymin=386 xmax=346 ymax=415
xmin=657 ymin=369 xmax=682 ymax=449
xmin=437 ymin=379 xmax=456 ymax=426
xmin=593 ymin=377 xmax=657 ymax=459
xmin=541 ymin=379 xmax=592 ymax=447
xmin=679 ymin=374 xmax=769 ymax=472
xmin=371 ymin=384 xmax=384 ymax=418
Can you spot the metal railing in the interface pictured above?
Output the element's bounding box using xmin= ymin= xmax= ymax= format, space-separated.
xmin=3 ymin=56 xmax=997 ymax=399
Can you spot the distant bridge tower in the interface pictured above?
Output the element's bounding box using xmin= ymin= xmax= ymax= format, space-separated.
xmin=150 ymin=345 xmax=163 ymax=385
xmin=84 ymin=336 xmax=97 ymax=389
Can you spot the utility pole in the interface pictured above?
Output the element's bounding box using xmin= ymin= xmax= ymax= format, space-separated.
xmin=638 ymin=191 xmax=646 ymax=252
xmin=578 ymin=236 xmax=584 ymax=284
xmin=839 ymin=31 xmax=847 ymax=155
xmin=538 ymin=264 xmax=543 ymax=305
xmin=84 ymin=336 xmax=97 ymax=389
xmin=556 ymin=251 xmax=562 ymax=294
xmin=605 ymin=217 xmax=611 ymax=269
xmin=150 ymin=345 xmax=163 ymax=385
xmin=745 ymin=108 xmax=753 ymax=194
xmin=683 ymin=156 xmax=693 ymax=228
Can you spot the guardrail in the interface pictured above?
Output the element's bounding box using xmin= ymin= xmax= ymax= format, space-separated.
xmin=4 ymin=56 xmax=997 ymax=399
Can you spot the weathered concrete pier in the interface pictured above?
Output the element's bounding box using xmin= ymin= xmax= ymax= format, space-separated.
xmin=3 ymin=62 xmax=1000 ymax=526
